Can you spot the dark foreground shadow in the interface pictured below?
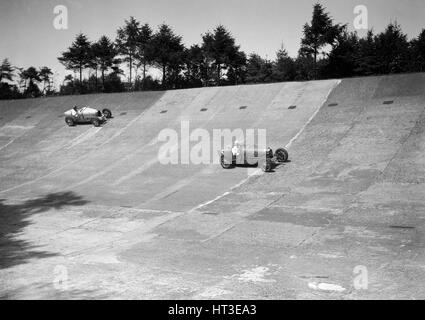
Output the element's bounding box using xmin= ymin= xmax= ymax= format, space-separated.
xmin=0 ymin=191 xmax=89 ymax=270
xmin=0 ymin=283 xmax=109 ymax=300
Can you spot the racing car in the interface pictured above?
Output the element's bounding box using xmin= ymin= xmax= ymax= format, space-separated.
xmin=220 ymin=142 xmax=289 ymax=172
xmin=64 ymin=106 xmax=112 ymax=127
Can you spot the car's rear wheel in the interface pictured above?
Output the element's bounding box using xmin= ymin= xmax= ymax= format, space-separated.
xmin=102 ymin=108 xmax=112 ymax=118
xmin=65 ymin=117 xmax=75 ymax=126
xmin=275 ymin=148 xmax=289 ymax=163
xmin=220 ymin=154 xmax=233 ymax=169
xmin=92 ymin=119 xmax=100 ymax=127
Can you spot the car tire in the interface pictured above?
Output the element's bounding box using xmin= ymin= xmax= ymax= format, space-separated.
xmin=275 ymin=148 xmax=289 ymax=163
xmin=220 ymin=154 xmax=233 ymax=169
xmin=102 ymin=108 xmax=112 ymax=118
xmin=92 ymin=119 xmax=100 ymax=127
xmin=65 ymin=117 xmax=75 ymax=126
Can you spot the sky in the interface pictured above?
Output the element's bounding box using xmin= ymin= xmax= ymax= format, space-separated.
xmin=1 ymin=0 xmax=425 ymax=87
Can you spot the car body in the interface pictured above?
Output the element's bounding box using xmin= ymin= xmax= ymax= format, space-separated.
xmin=64 ymin=106 xmax=112 ymax=127
xmin=220 ymin=144 xmax=288 ymax=172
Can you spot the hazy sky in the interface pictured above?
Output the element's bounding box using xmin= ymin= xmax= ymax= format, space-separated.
xmin=1 ymin=0 xmax=425 ymax=85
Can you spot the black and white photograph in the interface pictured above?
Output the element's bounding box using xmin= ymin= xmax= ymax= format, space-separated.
xmin=0 ymin=0 xmax=424 ymax=304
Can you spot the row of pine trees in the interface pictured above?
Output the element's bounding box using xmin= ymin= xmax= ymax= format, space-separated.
xmin=2 ymin=4 xmax=425 ymax=100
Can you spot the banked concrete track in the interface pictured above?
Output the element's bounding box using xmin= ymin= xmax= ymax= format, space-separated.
xmin=0 ymin=74 xmax=424 ymax=299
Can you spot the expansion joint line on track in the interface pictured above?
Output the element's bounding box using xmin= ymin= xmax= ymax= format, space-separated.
xmin=0 ymin=138 xmax=15 ymax=152
xmin=63 ymin=209 xmax=185 ymax=258
xmin=25 ymin=205 xmax=180 ymax=243
xmin=199 ymin=190 xmax=292 ymax=244
xmin=379 ymin=106 xmax=425 ymax=181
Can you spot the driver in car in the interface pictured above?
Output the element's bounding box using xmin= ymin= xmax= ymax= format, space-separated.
xmin=70 ymin=106 xmax=78 ymax=117
xmin=232 ymin=140 xmax=241 ymax=160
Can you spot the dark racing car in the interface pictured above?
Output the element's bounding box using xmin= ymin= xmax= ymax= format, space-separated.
xmin=220 ymin=142 xmax=288 ymax=172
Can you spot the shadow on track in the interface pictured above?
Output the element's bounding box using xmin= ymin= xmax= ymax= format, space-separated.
xmin=0 ymin=191 xmax=89 ymax=269
xmin=0 ymin=283 xmax=110 ymax=300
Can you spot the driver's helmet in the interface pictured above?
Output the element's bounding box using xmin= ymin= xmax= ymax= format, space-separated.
xmin=73 ymin=105 xmax=78 ymax=111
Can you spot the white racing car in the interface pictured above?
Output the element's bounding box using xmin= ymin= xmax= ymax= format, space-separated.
xmin=64 ymin=106 xmax=112 ymax=127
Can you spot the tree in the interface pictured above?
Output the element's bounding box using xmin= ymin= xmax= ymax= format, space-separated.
xmin=200 ymin=32 xmax=215 ymax=86
xmin=299 ymin=3 xmax=343 ymax=78
xmin=293 ymin=55 xmax=315 ymax=80
xmin=0 ymin=59 xmax=14 ymax=82
xmin=116 ymin=16 xmax=141 ymax=89
xmin=0 ymin=83 xmax=20 ymax=100
xmin=246 ymin=53 xmax=273 ymax=83
xmin=183 ymin=45 xmax=205 ymax=87
xmin=272 ymin=47 xmax=297 ymax=81
xmin=322 ymin=29 xmax=359 ymax=78
xmin=374 ymin=22 xmax=409 ymax=74
xmin=87 ymin=44 xmax=99 ymax=91
xmin=151 ymin=24 xmax=185 ymax=88
xmin=226 ymin=50 xmax=247 ymax=85
xmin=64 ymin=74 xmax=73 ymax=84
xmin=354 ymin=30 xmax=377 ymax=76
xmin=16 ymin=67 xmax=27 ymax=92
xmin=58 ymin=33 xmax=92 ymax=88
xmin=0 ymin=60 xmax=19 ymax=99
xmin=92 ymin=36 xmax=117 ymax=90
xmin=39 ymin=67 xmax=53 ymax=95
xmin=136 ymin=23 xmax=154 ymax=88
xmin=410 ymin=29 xmax=425 ymax=72
xmin=202 ymin=25 xmax=242 ymax=85
xmin=22 ymin=67 xmax=41 ymax=98
xmin=22 ymin=67 xmax=40 ymax=84
xmin=103 ymin=72 xmax=126 ymax=93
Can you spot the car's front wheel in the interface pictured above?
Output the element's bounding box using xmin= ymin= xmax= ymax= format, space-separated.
xmin=65 ymin=117 xmax=75 ymax=126
xmin=92 ymin=119 xmax=101 ymax=127
xmin=102 ymin=108 xmax=112 ymax=118
xmin=275 ymin=148 xmax=289 ymax=163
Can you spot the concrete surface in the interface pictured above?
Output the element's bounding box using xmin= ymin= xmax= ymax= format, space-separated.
xmin=0 ymin=74 xmax=424 ymax=299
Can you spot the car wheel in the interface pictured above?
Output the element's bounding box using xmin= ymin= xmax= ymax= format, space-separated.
xmin=275 ymin=148 xmax=289 ymax=163
xmin=220 ymin=154 xmax=233 ymax=169
xmin=102 ymin=108 xmax=112 ymax=118
xmin=65 ymin=117 xmax=75 ymax=126
xmin=92 ymin=119 xmax=100 ymax=127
